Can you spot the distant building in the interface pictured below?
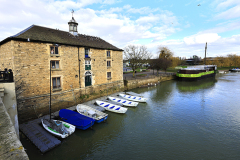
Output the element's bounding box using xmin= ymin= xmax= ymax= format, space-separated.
xmin=0 ymin=16 xmax=124 ymax=122
xmin=185 ymin=55 xmax=202 ymax=65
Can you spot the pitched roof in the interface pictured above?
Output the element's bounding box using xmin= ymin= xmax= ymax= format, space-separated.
xmin=0 ymin=25 xmax=123 ymax=51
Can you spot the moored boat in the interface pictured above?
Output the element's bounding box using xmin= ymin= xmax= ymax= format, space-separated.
xmin=229 ymin=68 xmax=240 ymax=72
xmin=76 ymin=104 xmax=108 ymax=123
xmin=176 ymin=65 xmax=217 ymax=81
xmin=59 ymin=109 xmax=95 ymax=130
xmin=108 ymin=96 xmax=138 ymax=107
xmin=41 ymin=119 xmax=75 ymax=138
xmin=119 ymin=93 xmax=147 ymax=102
xmin=95 ymin=100 xmax=128 ymax=114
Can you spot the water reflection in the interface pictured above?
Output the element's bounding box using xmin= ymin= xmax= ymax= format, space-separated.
xmin=176 ymin=77 xmax=217 ymax=93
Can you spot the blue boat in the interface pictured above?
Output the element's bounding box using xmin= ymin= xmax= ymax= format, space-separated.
xmin=59 ymin=109 xmax=95 ymax=130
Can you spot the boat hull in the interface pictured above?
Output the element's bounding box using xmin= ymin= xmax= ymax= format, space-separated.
xmin=119 ymin=94 xmax=147 ymax=102
xmin=95 ymin=100 xmax=128 ymax=113
xmin=176 ymin=72 xmax=216 ymax=81
xmin=96 ymin=116 xmax=108 ymax=123
xmin=76 ymin=104 xmax=108 ymax=123
xmin=41 ymin=119 xmax=75 ymax=138
xmin=108 ymin=96 xmax=138 ymax=107
xmin=229 ymin=69 xmax=240 ymax=72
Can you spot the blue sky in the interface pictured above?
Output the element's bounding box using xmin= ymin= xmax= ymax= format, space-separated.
xmin=0 ymin=0 xmax=240 ymax=58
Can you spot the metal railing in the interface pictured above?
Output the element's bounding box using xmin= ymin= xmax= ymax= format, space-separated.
xmin=0 ymin=68 xmax=14 ymax=82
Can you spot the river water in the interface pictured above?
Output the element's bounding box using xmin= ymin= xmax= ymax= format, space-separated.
xmin=22 ymin=72 xmax=240 ymax=160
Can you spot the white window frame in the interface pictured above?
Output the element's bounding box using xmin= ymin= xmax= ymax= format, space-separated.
xmin=107 ymin=72 xmax=111 ymax=79
xmin=50 ymin=46 xmax=59 ymax=55
xmin=107 ymin=51 xmax=111 ymax=57
xmin=52 ymin=77 xmax=61 ymax=89
xmin=51 ymin=60 xmax=60 ymax=69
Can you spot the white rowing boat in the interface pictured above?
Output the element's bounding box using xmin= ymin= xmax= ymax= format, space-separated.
xmin=95 ymin=100 xmax=128 ymax=114
xmin=108 ymin=96 xmax=138 ymax=107
xmin=119 ymin=93 xmax=147 ymax=102
xmin=76 ymin=104 xmax=108 ymax=123
xmin=42 ymin=119 xmax=75 ymax=138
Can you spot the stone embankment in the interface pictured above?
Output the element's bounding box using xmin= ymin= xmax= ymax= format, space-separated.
xmin=0 ymin=97 xmax=29 ymax=160
xmin=124 ymin=74 xmax=176 ymax=90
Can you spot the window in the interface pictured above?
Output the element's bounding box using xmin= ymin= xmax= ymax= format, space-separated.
xmin=107 ymin=51 xmax=111 ymax=57
xmin=85 ymin=60 xmax=91 ymax=70
xmin=107 ymin=72 xmax=111 ymax=79
xmin=50 ymin=46 xmax=58 ymax=55
xmin=51 ymin=61 xmax=59 ymax=69
xmin=52 ymin=77 xmax=61 ymax=89
xmin=73 ymin=25 xmax=77 ymax=32
xmin=85 ymin=48 xmax=90 ymax=58
xmin=107 ymin=61 xmax=111 ymax=67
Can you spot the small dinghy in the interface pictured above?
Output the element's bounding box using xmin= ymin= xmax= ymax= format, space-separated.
xmin=108 ymin=96 xmax=138 ymax=107
xmin=95 ymin=100 xmax=128 ymax=114
xmin=41 ymin=119 xmax=75 ymax=138
xmin=119 ymin=93 xmax=147 ymax=102
xmin=76 ymin=104 xmax=108 ymax=123
xmin=59 ymin=109 xmax=95 ymax=130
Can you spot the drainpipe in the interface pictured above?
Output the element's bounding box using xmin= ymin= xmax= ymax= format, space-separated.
xmin=78 ymin=47 xmax=81 ymax=88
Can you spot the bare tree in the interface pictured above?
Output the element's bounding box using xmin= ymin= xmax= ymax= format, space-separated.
xmin=124 ymin=45 xmax=152 ymax=76
xmin=149 ymin=58 xmax=172 ymax=74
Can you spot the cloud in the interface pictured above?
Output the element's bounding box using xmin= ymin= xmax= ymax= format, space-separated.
xmin=123 ymin=5 xmax=160 ymax=14
xmin=146 ymin=33 xmax=240 ymax=58
xmin=183 ymin=33 xmax=221 ymax=45
xmin=213 ymin=0 xmax=240 ymax=19
xmin=215 ymin=5 xmax=240 ymax=19
xmin=215 ymin=0 xmax=240 ymax=10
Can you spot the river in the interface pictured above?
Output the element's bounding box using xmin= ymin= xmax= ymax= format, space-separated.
xmin=21 ymin=72 xmax=240 ymax=160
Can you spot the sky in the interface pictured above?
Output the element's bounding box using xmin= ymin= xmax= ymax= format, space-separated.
xmin=0 ymin=0 xmax=240 ymax=58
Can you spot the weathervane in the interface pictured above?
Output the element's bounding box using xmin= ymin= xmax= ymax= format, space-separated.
xmin=71 ymin=9 xmax=74 ymax=17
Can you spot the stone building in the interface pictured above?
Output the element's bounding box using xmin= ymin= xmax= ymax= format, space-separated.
xmin=0 ymin=17 xmax=124 ymax=122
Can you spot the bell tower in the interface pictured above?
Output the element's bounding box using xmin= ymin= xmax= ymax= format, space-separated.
xmin=68 ymin=10 xmax=78 ymax=35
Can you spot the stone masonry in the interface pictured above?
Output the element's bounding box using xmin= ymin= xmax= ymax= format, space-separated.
xmin=0 ymin=40 xmax=123 ymax=123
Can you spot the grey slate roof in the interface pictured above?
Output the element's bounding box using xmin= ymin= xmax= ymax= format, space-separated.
xmin=0 ymin=25 xmax=123 ymax=51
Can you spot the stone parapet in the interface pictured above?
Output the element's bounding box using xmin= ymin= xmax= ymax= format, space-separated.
xmin=0 ymin=97 xmax=29 ymax=160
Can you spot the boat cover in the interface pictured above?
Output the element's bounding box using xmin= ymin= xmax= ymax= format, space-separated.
xmin=59 ymin=109 xmax=95 ymax=127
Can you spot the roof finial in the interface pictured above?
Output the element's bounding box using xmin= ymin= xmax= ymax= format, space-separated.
xmin=71 ymin=9 xmax=74 ymax=18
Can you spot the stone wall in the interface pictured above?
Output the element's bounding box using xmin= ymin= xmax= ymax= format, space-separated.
xmin=0 ymin=40 xmax=123 ymax=123
xmin=17 ymin=80 xmax=124 ymax=123
xmin=124 ymin=75 xmax=176 ymax=90
xmin=0 ymin=97 xmax=29 ymax=160
xmin=0 ymin=83 xmax=19 ymax=138
xmin=0 ymin=41 xmax=14 ymax=71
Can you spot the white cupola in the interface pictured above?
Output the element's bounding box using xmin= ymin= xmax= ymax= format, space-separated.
xmin=68 ymin=10 xmax=78 ymax=35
